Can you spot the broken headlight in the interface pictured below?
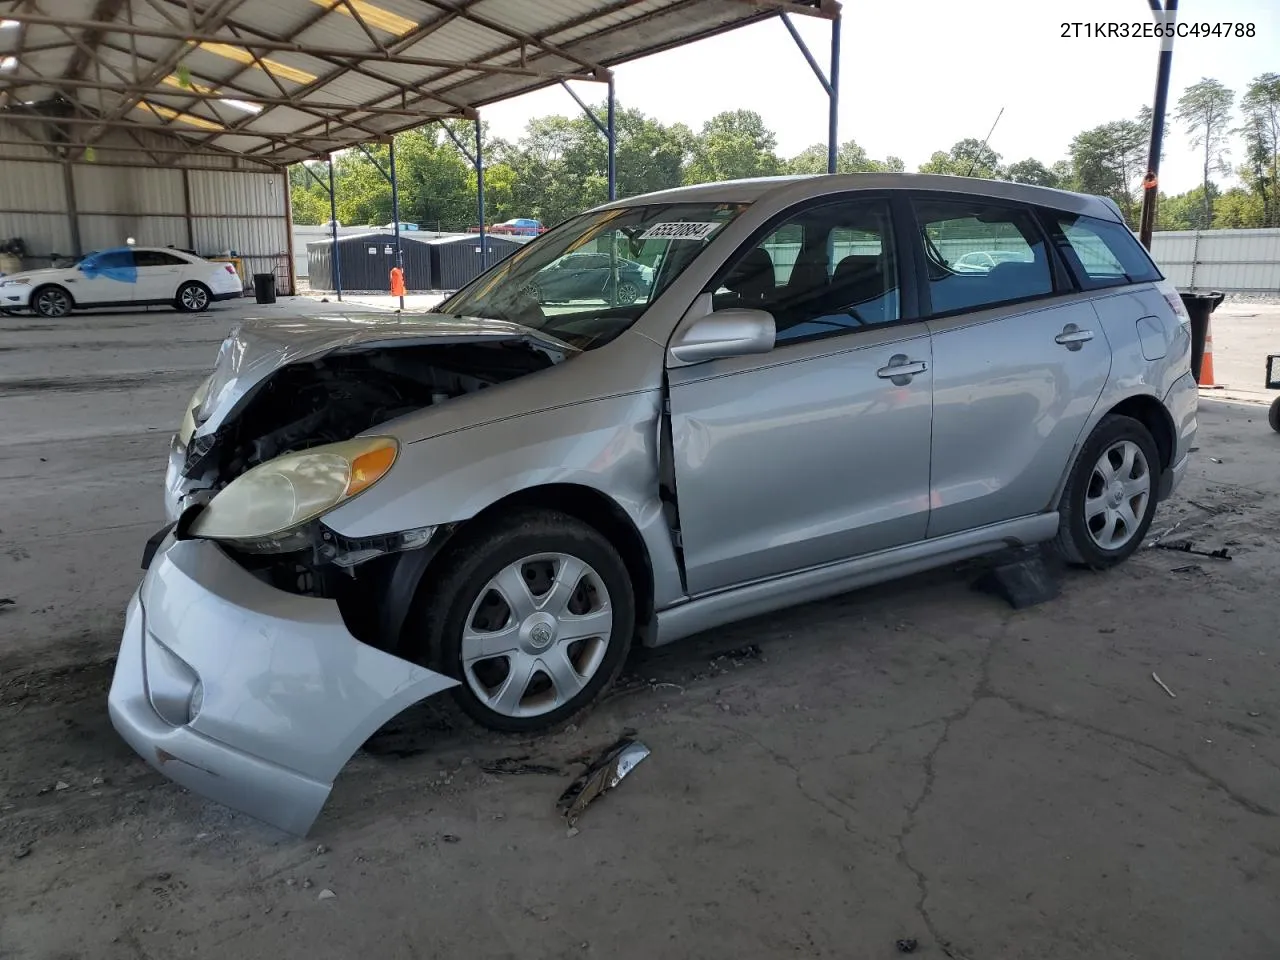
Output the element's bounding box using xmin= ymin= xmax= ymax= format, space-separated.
xmin=188 ymin=436 xmax=398 ymax=550
xmin=178 ymin=374 xmax=214 ymax=447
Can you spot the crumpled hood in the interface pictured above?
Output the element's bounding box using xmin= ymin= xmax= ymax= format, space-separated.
xmin=192 ymin=312 xmax=576 ymax=439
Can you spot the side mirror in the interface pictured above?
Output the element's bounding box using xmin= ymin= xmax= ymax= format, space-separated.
xmin=669 ymin=307 xmax=776 ymax=365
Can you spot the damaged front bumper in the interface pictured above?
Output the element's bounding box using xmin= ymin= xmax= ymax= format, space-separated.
xmin=107 ymin=535 xmax=458 ymax=836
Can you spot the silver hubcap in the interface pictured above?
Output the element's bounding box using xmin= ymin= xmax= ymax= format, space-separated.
xmin=615 ymin=282 xmax=637 ymax=303
xmin=1085 ymin=440 xmax=1150 ymax=551
xmin=461 ymin=553 xmax=613 ymax=718
xmin=37 ymin=290 xmax=68 ymax=316
xmin=182 ymin=286 xmax=207 ymax=310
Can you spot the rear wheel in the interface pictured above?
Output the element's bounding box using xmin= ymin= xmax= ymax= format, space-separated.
xmin=176 ymin=282 xmax=211 ymax=312
xmin=1054 ymin=414 xmax=1161 ymax=569
xmin=410 ymin=510 xmax=635 ymax=733
xmin=32 ymin=285 xmax=73 ymax=318
xmin=1269 ymin=396 xmax=1280 ymax=433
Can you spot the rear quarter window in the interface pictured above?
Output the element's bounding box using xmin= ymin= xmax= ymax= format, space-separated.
xmin=1051 ymin=213 xmax=1162 ymax=289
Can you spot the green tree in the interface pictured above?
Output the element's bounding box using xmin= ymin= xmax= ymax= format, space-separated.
xmin=685 ymin=110 xmax=782 ymax=184
xmin=785 ymin=139 xmax=902 ymax=174
xmin=1176 ymin=78 xmax=1235 ymax=227
xmin=1237 ymin=72 xmax=1280 ymax=226
xmin=1068 ymin=115 xmax=1147 ymax=226
xmin=1213 ymin=186 xmax=1265 ymax=228
xmin=1005 ymin=158 xmax=1060 ymax=187
xmin=917 ymin=138 xmax=1002 ymax=178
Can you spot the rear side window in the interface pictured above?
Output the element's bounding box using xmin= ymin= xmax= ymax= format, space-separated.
xmin=1051 ymin=214 xmax=1162 ymax=288
xmin=134 ymin=250 xmax=187 ymax=267
xmin=912 ymin=199 xmax=1054 ymax=315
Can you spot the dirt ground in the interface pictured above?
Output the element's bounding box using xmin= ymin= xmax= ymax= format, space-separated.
xmin=2 ymin=296 xmax=1279 ymax=960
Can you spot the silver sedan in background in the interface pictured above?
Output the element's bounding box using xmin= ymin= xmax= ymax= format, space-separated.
xmin=110 ymin=173 xmax=1197 ymax=834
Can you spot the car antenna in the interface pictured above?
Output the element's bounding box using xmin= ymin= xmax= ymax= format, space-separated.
xmin=965 ymin=106 xmax=1005 ymax=177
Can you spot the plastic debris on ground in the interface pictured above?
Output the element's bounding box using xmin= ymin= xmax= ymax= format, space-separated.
xmin=556 ymin=736 xmax=651 ymax=827
xmin=1152 ymin=673 xmax=1177 ymax=699
xmin=896 ymin=938 xmax=919 ymax=953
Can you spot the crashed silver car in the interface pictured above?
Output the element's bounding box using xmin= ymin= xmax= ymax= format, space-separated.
xmin=109 ymin=174 xmax=1198 ymax=834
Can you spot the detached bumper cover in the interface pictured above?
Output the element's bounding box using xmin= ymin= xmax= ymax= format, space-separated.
xmin=108 ymin=537 xmax=457 ymax=835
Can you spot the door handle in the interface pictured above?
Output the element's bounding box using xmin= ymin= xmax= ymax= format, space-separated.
xmin=876 ymin=355 xmax=928 ymax=383
xmin=1055 ymin=324 xmax=1094 ymax=350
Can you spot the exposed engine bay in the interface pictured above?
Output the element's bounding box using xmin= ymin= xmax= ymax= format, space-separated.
xmin=183 ymin=341 xmax=553 ymax=493
xmin=174 ymin=340 xmax=559 ymax=649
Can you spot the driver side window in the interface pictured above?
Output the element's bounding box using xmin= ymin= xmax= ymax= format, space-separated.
xmin=711 ymin=198 xmax=900 ymax=345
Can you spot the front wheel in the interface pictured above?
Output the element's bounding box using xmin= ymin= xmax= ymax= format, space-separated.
xmin=1054 ymin=414 xmax=1161 ymax=569
xmin=613 ymin=280 xmax=639 ymax=305
xmin=1269 ymin=395 xmax=1280 ymax=433
xmin=32 ymin=285 xmax=73 ymax=318
xmin=176 ymin=282 xmax=211 ymax=312
xmin=411 ymin=510 xmax=635 ymax=733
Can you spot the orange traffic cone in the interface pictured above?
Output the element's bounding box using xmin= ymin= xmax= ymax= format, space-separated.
xmin=1198 ymin=318 xmax=1225 ymax=390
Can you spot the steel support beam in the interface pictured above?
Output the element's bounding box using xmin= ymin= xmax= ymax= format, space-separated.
xmin=1139 ymin=0 xmax=1177 ymax=249
xmin=390 ymin=139 xmax=404 ymax=308
xmin=1 ymin=14 xmax=599 ymax=80
xmin=559 ymin=77 xmax=616 ymax=201
xmin=328 ymin=155 xmax=343 ymax=302
xmin=781 ymin=9 xmax=840 ymax=173
xmin=476 ymin=118 xmax=487 ymax=268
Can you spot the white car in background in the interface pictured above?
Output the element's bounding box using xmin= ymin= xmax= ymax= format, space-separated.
xmin=0 ymin=246 xmax=244 ymax=318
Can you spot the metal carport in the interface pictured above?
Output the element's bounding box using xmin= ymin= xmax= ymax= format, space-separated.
xmin=0 ymin=0 xmax=842 ymax=298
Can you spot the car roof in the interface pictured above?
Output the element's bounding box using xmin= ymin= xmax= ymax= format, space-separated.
xmin=598 ymin=173 xmax=1123 ymax=222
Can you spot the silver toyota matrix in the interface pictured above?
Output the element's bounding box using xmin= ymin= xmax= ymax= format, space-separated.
xmin=108 ymin=174 xmax=1198 ymax=834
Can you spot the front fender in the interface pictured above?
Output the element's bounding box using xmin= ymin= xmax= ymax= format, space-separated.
xmin=322 ymin=390 xmax=685 ymax=609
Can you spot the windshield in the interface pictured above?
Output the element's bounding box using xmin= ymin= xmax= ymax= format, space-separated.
xmin=436 ymin=202 xmax=748 ymax=350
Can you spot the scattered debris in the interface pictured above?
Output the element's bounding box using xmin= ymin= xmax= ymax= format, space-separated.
xmin=301 ymin=878 xmax=313 ymax=889
xmin=480 ymin=756 xmax=562 ymax=776
xmin=1154 ymin=540 xmax=1231 ymax=561
xmin=1098 ymin=627 xmax=1116 ymax=634
xmin=1152 ymin=673 xmax=1177 ymax=699
xmin=1144 ymin=520 xmax=1183 ymax=547
xmin=896 ymin=938 xmax=919 ymax=953
xmin=566 ymin=826 xmax=580 ymax=838
xmin=1208 ymin=457 xmax=1223 ymax=464
xmin=91 ymin=777 xmax=104 ymax=786
xmin=54 ymin=781 xmax=69 ymax=791
xmin=315 ymin=844 xmax=328 ymax=855
xmin=1170 ymin=564 xmax=1203 ymax=575
xmin=1248 ymin=711 xmax=1261 ymax=718
xmin=317 ymin=889 xmax=336 ymax=901
xmin=14 ymin=845 xmax=32 ymax=860
xmin=710 ymin=644 xmax=764 ymax=669
xmin=0 ymin=598 xmax=13 ymax=610
xmin=557 ymin=736 xmax=651 ymax=827
xmin=441 ymin=834 xmax=461 ymax=844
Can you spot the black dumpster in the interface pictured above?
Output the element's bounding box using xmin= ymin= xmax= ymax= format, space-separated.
xmin=253 ymin=272 xmax=277 ymax=305
xmin=1179 ymin=290 xmax=1224 ymax=383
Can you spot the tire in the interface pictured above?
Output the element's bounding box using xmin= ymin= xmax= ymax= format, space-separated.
xmin=1269 ymin=396 xmax=1280 ymax=434
xmin=409 ymin=509 xmax=635 ymax=733
xmin=1054 ymin=414 xmax=1161 ymax=569
xmin=613 ymin=280 xmax=639 ymax=305
xmin=176 ymin=282 xmax=211 ymax=313
xmin=32 ymin=285 xmax=73 ymax=318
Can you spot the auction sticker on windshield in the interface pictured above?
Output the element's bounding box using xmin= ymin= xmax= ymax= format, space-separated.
xmin=638 ymin=221 xmax=724 ymax=241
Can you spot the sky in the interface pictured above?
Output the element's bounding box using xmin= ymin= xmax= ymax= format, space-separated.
xmin=480 ymin=0 xmax=1280 ymax=194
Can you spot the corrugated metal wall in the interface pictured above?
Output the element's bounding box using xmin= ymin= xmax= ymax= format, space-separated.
xmin=0 ymin=120 xmax=293 ymax=293
xmin=1148 ymin=229 xmax=1280 ymax=294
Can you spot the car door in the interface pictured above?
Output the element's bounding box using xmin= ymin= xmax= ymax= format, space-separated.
xmin=132 ymin=249 xmax=188 ymax=303
xmin=912 ymin=194 xmax=1112 ymax=538
xmin=69 ymin=250 xmax=137 ymax=305
xmin=666 ymin=195 xmax=934 ymax=596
